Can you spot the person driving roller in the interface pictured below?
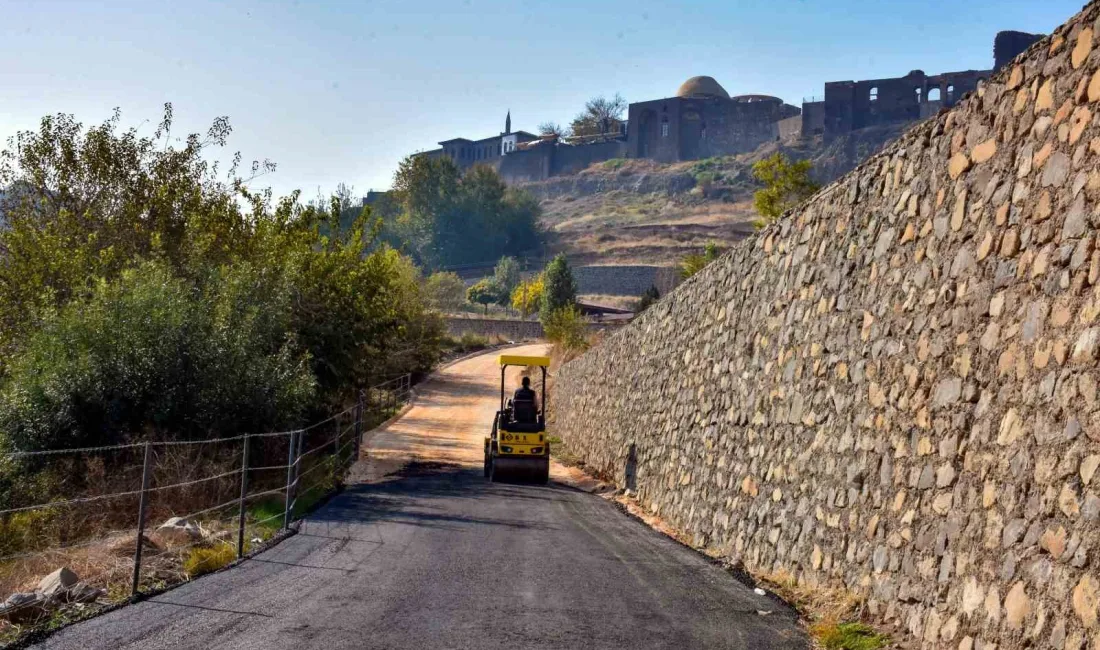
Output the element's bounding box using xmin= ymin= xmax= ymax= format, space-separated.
xmin=512 ymin=376 xmax=538 ymax=423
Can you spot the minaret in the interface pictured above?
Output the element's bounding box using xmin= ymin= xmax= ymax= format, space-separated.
xmin=505 ymin=110 xmax=512 ymax=135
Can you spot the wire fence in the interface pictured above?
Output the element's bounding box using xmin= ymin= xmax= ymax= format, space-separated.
xmin=0 ymin=374 xmax=415 ymax=631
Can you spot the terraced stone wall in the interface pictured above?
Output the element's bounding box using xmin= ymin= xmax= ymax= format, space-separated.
xmin=552 ymin=4 xmax=1100 ymax=648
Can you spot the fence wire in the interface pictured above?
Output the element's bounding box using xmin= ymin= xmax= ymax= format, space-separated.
xmin=0 ymin=373 xmax=414 ymax=616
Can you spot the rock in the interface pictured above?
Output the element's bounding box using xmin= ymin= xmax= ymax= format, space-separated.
xmin=1004 ymin=581 xmax=1031 ymax=629
xmin=154 ymin=517 xmax=205 ymax=546
xmin=0 ymin=592 xmax=45 ymax=625
xmin=1073 ymin=575 xmax=1098 ymax=627
xmin=1041 ymin=525 xmax=1068 ymax=558
xmin=36 ymin=567 xmax=79 ymax=601
xmin=949 ymin=152 xmax=971 ymax=179
xmin=972 ymin=139 xmax=998 ymax=164
xmin=1074 ymin=27 xmax=1094 ymax=69
xmin=1043 ymin=152 xmax=1072 ymax=188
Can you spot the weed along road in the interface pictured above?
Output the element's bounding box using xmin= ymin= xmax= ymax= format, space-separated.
xmin=33 ymin=345 xmax=806 ymax=650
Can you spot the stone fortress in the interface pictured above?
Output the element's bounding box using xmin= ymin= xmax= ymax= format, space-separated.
xmin=408 ymin=31 xmax=1043 ymax=186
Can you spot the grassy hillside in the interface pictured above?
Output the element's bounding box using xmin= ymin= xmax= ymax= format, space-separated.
xmin=524 ymin=123 xmax=909 ymax=267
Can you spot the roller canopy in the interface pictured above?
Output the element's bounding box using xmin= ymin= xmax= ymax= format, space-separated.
xmin=499 ymin=354 xmax=551 ymax=367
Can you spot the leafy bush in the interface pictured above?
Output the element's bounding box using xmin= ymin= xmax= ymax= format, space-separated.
xmin=423 ymin=272 xmax=467 ymax=312
xmin=0 ymin=261 xmax=315 ymax=451
xmin=542 ymin=307 xmax=588 ymax=352
xmin=0 ymin=107 xmax=443 ymax=456
xmin=183 ymin=542 xmax=237 ymax=578
xmin=752 ymin=153 xmax=820 ymax=224
xmin=680 ymin=242 xmax=722 ymax=280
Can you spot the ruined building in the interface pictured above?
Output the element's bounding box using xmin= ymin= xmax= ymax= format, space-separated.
xmin=801 ymin=30 xmax=1044 ymax=139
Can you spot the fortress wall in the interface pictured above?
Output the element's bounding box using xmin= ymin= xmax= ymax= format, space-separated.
xmin=551 ymin=4 xmax=1100 ymax=647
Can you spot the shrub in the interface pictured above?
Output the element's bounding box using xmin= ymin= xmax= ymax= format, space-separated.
xmin=679 ymin=242 xmax=722 ymax=280
xmin=183 ymin=542 xmax=236 ymax=578
xmin=752 ymin=153 xmax=820 ymax=224
xmin=542 ymin=306 xmax=588 ymax=352
xmin=0 ymin=261 xmax=315 ymax=451
xmin=423 ymin=271 xmax=467 ymax=312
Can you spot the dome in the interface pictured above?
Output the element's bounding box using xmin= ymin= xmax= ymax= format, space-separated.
xmin=676 ymin=76 xmax=730 ymax=100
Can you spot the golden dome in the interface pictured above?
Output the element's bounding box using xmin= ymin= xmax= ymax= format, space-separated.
xmin=676 ymin=76 xmax=730 ymax=100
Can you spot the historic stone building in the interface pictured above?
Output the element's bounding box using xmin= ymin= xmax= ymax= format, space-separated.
xmin=625 ymin=76 xmax=801 ymax=162
xmin=802 ymin=31 xmax=1044 ymax=139
xmin=418 ymin=112 xmax=539 ymax=172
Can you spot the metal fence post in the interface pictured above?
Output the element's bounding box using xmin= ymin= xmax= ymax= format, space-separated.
xmin=283 ymin=430 xmax=297 ymax=530
xmin=237 ymin=435 xmax=250 ymax=559
xmin=354 ymin=391 xmax=364 ymax=463
xmin=131 ymin=442 xmax=153 ymax=598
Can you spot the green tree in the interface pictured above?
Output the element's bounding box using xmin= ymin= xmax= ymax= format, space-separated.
xmin=680 ymin=242 xmax=722 ymax=280
xmin=391 ymin=155 xmax=540 ymax=268
xmin=751 ymin=153 xmax=820 ymax=225
xmin=423 ymin=271 xmax=467 ymax=312
xmin=540 ymin=254 xmax=577 ymax=321
xmin=493 ymin=256 xmax=522 ymax=304
xmin=570 ymin=94 xmax=627 ymax=138
xmin=542 ymin=306 xmax=588 ymax=352
xmin=0 ymin=106 xmax=444 ymax=453
xmin=467 ymin=279 xmax=501 ymax=315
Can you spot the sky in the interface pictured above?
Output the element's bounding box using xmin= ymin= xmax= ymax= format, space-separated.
xmin=0 ymin=0 xmax=1084 ymax=201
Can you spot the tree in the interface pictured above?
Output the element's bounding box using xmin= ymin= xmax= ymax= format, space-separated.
xmin=538 ymin=122 xmax=568 ymax=138
xmin=570 ymin=94 xmax=627 ymax=138
xmin=493 ymin=256 xmax=522 ymax=304
xmin=680 ymin=242 xmax=722 ymax=280
xmin=391 ymin=155 xmax=541 ymax=269
xmin=423 ymin=271 xmax=467 ymax=312
xmin=512 ymin=274 xmax=544 ymax=318
xmin=467 ymin=279 xmax=500 ymax=315
xmin=542 ymin=306 xmax=588 ymax=352
xmin=540 ymin=254 xmax=577 ymax=321
xmin=636 ymin=285 xmax=660 ymax=313
xmin=751 ymin=153 xmax=820 ymax=225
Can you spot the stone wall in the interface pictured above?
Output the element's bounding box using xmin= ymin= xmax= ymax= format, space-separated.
xmin=551 ymin=4 xmax=1100 ymax=648
xmin=574 ymin=265 xmax=681 ymax=297
xmin=445 ymin=316 xmax=623 ymax=340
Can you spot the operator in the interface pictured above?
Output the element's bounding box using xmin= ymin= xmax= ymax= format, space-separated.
xmin=514 ymin=376 xmax=537 ymax=406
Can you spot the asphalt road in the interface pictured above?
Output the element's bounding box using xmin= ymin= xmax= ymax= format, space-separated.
xmin=34 ymin=346 xmax=807 ymax=650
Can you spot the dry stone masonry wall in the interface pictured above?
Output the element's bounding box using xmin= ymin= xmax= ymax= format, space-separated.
xmin=552 ymin=3 xmax=1100 ymax=648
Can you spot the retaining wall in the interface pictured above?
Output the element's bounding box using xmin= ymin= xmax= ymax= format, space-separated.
xmin=445 ymin=317 xmax=623 ymax=341
xmin=552 ymin=5 xmax=1100 ymax=648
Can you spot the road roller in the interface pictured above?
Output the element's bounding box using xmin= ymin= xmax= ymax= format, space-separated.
xmin=484 ymin=354 xmax=550 ymax=484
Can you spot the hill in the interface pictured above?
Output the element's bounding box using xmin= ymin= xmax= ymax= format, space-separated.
xmin=521 ymin=123 xmax=910 ymax=268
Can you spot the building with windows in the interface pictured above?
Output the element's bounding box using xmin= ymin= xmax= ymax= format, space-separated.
xmin=800 ymin=30 xmax=1043 ymax=139
xmin=624 ymin=76 xmax=801 ymax=163
xmin=417 ymin=111 xmax=539 ymax=172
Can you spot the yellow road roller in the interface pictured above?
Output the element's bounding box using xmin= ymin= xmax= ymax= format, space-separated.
xmin=484 ymin=354 xmax=550 ymax=483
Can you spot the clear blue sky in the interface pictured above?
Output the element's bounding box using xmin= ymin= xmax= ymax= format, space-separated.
xmin=0 ymin=0 xmax=1082 ymax=200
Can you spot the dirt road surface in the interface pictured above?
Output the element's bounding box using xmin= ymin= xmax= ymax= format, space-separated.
xmin=33 ymin=345 xmax=807 ymax=649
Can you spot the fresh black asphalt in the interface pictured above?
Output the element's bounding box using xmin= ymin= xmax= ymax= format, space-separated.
xmin=32 ymin=462 xmax=808 ymax=649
